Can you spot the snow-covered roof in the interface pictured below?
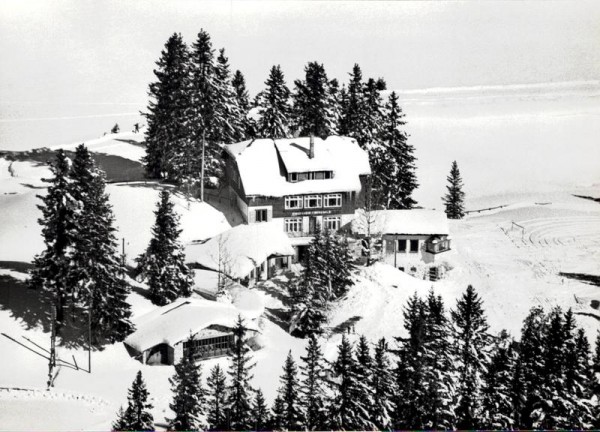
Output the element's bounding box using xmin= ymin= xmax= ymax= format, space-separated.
xmin=185 ymin=222 xmax=295 ymax=279
xmin=381 ymin=210 xmax=450 ymax=236
xmin=124 ymin=298 xmax=258 ymax=353
xmin=353 ymin=209 xmax=450 ymax=236
xmin=224 ymin=136 xmax=371 ymax=197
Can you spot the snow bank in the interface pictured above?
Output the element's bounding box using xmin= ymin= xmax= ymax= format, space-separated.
xmin=185 ymin=222 xmax=295 ymax=279
xmin=224 ymin=136 xmax=371 ymax=197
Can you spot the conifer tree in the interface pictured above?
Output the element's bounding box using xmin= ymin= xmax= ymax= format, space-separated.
xmin=443 ymin=160 xmax=466 ymax=219
xmin=517 ymin=306 xmax=547 ymax=428
xmin=422 ymin=290 xmax=456 ymax=429
xmin=253 ymin=388 xmax=268 ymax=432
xmin=592 ymin=332 xmax=600 ymax=428
xmin=29 ymin=150 xmax=80 ymax=328
xmin=227 ymin=315 xmax=255 ymax=430
xmin=567 ymin=327 xmax=594 ymax=428
xmin=112 ymin=405 xmax=131 ymax=431
xmin=142 ymin=33 xmax=192 ymax=181
xmin=329 ymin=335 xmax=372 ymax=430
xmin=168 ymin=336 xmax=206 ymax=431
xmin=292 ymin=61 xmax=338 ymax=138
xmin=189 ymin=29 xmax=220 ymax=185
xmin=256 ymin=65 xmax=292 ymax=138
xmin=339 ymin=64 xmax=367 ymax=144
xmin=213 ymin=48 xmax=246 ymax=145
xmin=451 ymin=285 xmax=491 ymax=429
xmin=136 ymin=190 xmax=193 ymax=305
xmin=115 ymin=371 xmax=154 ymax=431
xmin=393 ymin=293 xmax=428 ymax=429
xmin=299 ymin=334 xmax=328 ymax=430
xmin=372 ymin=91 xmax=418 ymax=209
xmin=276 ymin=351 xmax=303 ymax=430
xmin=270 ymin=394 xmax=285 ymax=431
xmin=206 ymin=364 xmax=227 ymax=430
xmin=481 ymin=330 xmax=517 ymax=429
xmin=354 ymin=335 xmax=374 ymax=425
xmin=232 ymin=69 xmax=252 ymax=137
xmin=363 ymin=77 xmax=386 ymax=149
xmin=70 ymin=144 xmax=133 ymax=343
xmin=370 ymin=338 xmax=395 ymax=430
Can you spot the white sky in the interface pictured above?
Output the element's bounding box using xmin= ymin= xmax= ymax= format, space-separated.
xmin=1 ymin=0 xmax=599 ymax=104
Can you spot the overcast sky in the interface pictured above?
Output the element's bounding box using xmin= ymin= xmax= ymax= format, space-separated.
xmin=1 ymin=0 xmax=599 ymax=105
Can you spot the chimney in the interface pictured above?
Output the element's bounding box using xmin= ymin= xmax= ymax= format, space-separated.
xmin=309 ymin=135 xmax=315 ymax=159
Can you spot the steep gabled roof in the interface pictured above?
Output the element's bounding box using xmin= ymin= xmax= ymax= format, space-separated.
xmin=224 ymin=136 xmax=371 ymax=197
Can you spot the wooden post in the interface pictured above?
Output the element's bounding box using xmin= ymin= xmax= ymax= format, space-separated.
xmin=394 ymin=237 xmax=397 ymax=268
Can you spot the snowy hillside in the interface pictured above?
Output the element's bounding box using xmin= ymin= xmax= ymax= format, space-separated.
xmin=1 ymin=142 xmax=600 ymax=429
xmin=50 ymin=131 xmax=146 ymax=163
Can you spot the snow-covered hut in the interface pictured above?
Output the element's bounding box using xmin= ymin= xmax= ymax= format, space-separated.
xmin=185 ymin=222 xmax=295 ymax=287
xmin=124 ymin=298 xmax=260 ymax=365
xmin=379 ymin=210 xmax=451 ymax=280
xmin=223 ymin=136 xmax=371 ymax=261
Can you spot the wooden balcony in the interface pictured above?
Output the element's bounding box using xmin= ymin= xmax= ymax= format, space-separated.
xmin=425 ymin=238 xmax=451 ymax=254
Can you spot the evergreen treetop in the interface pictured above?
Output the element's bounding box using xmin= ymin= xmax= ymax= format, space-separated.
xmin=443 ymin=160 xmax=466 ymax=219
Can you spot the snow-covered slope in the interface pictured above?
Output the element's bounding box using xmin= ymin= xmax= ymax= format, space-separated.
xmin=50 ymin=131 xmax=145 ymax=163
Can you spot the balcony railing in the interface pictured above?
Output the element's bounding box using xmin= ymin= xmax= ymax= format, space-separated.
xmin=425 ymin=239 xmax=451 ymax=254
xmin=285 ymin=230 xmax=318 ymax=238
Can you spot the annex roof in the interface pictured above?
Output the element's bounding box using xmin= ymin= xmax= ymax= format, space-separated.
xmin=224 ymin=136 xmax=371 ymax=197
xmin=185 ymin=222 xmax=295 ymax=279
xmin=381 ymin=210 xmax=450 ymax=236
xmin=352 ymin=209 xmax=450 ymax=236
xmin=124 ymin=298 xmax=258 ymax=353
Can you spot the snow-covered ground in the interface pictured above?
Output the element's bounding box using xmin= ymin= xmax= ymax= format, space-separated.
xmin=50 ymin=131 xmax=146 ymax=163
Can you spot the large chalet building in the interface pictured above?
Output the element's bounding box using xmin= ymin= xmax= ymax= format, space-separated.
xmin=223 ymin=136 xmax=371 ymax=261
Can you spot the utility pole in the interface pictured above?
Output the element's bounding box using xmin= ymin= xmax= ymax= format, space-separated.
xmin=47 ymin=305 xmax=56 ymax=389
xmin=200 ymin=129 xmax=206 ymax=202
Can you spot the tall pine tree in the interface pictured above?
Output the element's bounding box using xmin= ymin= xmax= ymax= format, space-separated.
xmin=372 ymin=91 xmax=418 ymax=209
xmin=227 ymin=315 xmax=255 ymax=430
xmin=114 ymin=371 xmax=154 ymax=431
xmin=451 ymin=285 xmax=491 ymax=429
xmin=206 ymin=364 xmax=227 ymax=430
xmin=29 ymin=150 xmax=80 ymax=328
xmin=136 ymin=190 xmax=193 ymax=305
xmin=299 ymin=334 xmax=328 ymax=430
xmin=329 ymin=335 xmax=372 ymax=430
xmin=256 ymin=65 xmax=292 ymax=138
xmin=443 ymin=160 xmax=466 ymax=219
xmin=252 ymin=388 xmax=269 ymax=432
xmin=292 ymin=61 xmax=338 ymax=138
xmin=276 ymin=351 xmax=303 ymax=430
xmin=370 ymin=337 xmax=395 ymax=429
xmin=168 ymin=335 xmax=206 ymax=431
xmin=70 ymin=144 xmax=133 ymax=343
xmin=142 ymin=33 xmax=192 ymax=182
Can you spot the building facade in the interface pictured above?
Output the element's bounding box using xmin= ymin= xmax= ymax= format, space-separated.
xmin=224 ymin=136 xmax=371 ymax=260
xmin=379 ymin=210 xmax=452 ymax=281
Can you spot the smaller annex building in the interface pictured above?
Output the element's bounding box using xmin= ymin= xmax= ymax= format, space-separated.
xmin=185 ymin=222 xmax=295 ymax=287
xmin=376 ymin=210 xmax=451 ymax=281
xmin=124 ymin=298 xmax=260 ymax=365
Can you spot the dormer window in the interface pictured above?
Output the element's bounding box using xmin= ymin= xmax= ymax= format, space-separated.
xmin=289 ymin=173 xmax=298 ymax=182
xmin=287 ymin=171 xmax=334 ymax=183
